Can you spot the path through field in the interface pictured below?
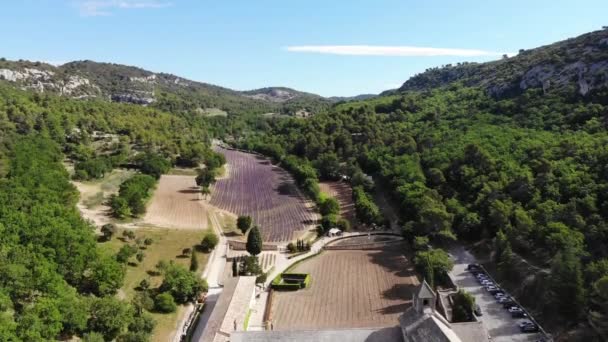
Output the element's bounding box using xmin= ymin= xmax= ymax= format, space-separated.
xmin=143 ymin=175 xmax=208 ymax=230
xmin=210 ymin=147 xmax=318 ymax=242
xmin=271 ymin=244 xmax=419 ymax=330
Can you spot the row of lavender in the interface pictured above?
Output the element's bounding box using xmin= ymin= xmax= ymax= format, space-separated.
xmin=209 ymin=147 xmax=319 ymax=242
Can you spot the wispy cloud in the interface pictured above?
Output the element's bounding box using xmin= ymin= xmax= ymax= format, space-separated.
xmin=76 ymin=0 xmax=173 ymax=16
xmin=286 ymin=45 xmax=505 ymax=57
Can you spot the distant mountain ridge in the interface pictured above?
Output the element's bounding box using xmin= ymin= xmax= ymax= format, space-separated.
xmin=0 ymin=59 xmax=337 ymax=116
xmin=395 ymin=28 xmax=608 ymax=98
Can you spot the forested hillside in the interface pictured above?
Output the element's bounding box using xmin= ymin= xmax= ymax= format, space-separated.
xmin=236 ymin=83 xmax=608 ymax=338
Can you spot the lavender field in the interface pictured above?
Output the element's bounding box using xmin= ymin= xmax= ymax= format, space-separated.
xmin=210 ymin=147 xmax=319 ymax=242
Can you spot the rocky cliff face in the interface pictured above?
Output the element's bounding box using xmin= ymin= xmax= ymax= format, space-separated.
xmin=0 ymin=60 xmax=333 ymax=115
xmin=398 ymin=28 xmax=608 ymax=98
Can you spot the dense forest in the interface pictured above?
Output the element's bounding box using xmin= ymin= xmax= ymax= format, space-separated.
xmin=0 ymin=84 xmax=220 ymax=341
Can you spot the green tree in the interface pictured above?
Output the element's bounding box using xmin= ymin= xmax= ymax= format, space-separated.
xmin=195 ymin=168 xmax=216 ymax=188
xmin=101 ymin=223 xmax=116 ymax=241
xmin=88 ymin=297 xmax=134 ymax=341
xmin=200 ymin=185 xmax=211 ymax=199
xmin=190 ymin=251 xmax=199 ymax=272
xmin=413 ymin=236 xmax=430 ymax=251
xmin=116 ymin=245 xmax=138 ymax=264
xmin=200 ymin=231 xmax=219 ymax=253
xmin=154 ymin=293 xmax=177 ymax=313
xmin=548 ymin=247 xmax=586 ymax=321
xmin=320 ymin=197 xmax=340 ymax=216
xmin=87 ymin=255 xmax=126 ymax=296
xmin=452 ymin=290 xmax=475 ymax=322
xmin=414 ymin=248 xmax=454 ymax=286
xmin=246 ymin=226 xmax=263 ymax=256
xmin=237 ymin=215 xmax=253 ymax=234
xmin=83 ymin=332 xmax=105 ymax=342
xmin=132 ymin=291 xmax=154 ymax=313
xmin=160 ymin=264 xmax=207 ymax=303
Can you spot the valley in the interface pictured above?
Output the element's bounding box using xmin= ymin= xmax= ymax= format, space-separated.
xmin=0 ymin=12 xmax=607 ymax=342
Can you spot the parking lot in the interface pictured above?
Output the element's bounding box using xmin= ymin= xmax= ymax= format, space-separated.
xmin=449 ymin=246 xmax=545 ymax=342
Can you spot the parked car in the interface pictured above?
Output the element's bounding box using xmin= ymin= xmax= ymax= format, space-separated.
xmin=508 ymin=306 xmax=523 ymax=313
xmin=512 ymin=311 xmax=528 ymax=318
xmin=488 ymin=287 xmax=503 ymax=294
xmin=498 ymin=297 xmax=512 ymax=303
xmin=474 ymin=304 xmax=482 ymax=316
xmin=480 ymin=280 xmax=493 ymax=286
xmin=520 ymin=324 xmax=539 ymax=333
xmin=502 ymin=301 xmax=516 ymax=308
xmin=518 ymin=320 xmax=535 ymax=328
xmin=494 ymin=291 xmax=507 ymax=298
xmin=467 ymin=263 xmax=481 ymax=271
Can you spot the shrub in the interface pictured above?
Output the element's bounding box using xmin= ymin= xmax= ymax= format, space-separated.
xmin=413 ymin=236 xmax=430 ymax=251
xmin=336 ymin=218 xmax=351 ymax=232
xmin=116 ymin=245 xmax=138 ymax=264
xmin=200 ymin=231 xmax=219 ymax=253
xmin=319 ymin=197 xmax=340 ymax=216
xmin=286 ymin=242 xmax=296 ymax=253
xmin=154 ymin=293 xmax=177 ymax=313
xmin=101 ymin=223 xmax=116 ymax=241
xmin=237 ymin=215 xmax=252 ymax=234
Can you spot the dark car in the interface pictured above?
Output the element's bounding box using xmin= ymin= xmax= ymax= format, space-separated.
xmin=502 ymin=301 xmax=516 ymax=308
xmin=512 ymin=311 xmax=528 ymax=318
xmin=474 ymin=304 xmax=482 ymax=316
xmin=521 ymin=324 xmax=539 ymax=333
xmin=467 ymin=263 xmax=481 ymax=271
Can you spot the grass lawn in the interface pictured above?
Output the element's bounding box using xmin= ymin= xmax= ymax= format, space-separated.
xmin=215 ymin=211 xmax=241 ymax=239
xmin=98 ymin=227 xmax=210 ymax=342
xmin=168 ymin=167 xmax=198 ymax=176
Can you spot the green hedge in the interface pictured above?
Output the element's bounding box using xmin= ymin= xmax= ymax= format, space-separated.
xmin=271 ymin=273 xmax=311 ymax=291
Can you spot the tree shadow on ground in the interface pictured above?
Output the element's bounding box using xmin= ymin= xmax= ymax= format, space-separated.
xmin=382 ymin=283 xmax=418 ymax=301
xmin=376 ymin=302 xmax=411 ymax=315
xmin=179 ymin=189 xmax=200 ymax=194
xmin=366 ymin=244 xmax=417 ymax=278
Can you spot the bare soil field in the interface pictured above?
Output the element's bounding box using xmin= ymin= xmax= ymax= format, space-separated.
xmin=210 ymin=147 xmax=318 ymax=242
xmin=73 ymin=169 xmax=135 ymax=228
xmin=271 ymin=244 xmax=419 ymax=330
xmin=143 ymin=175 xmax=208 ymax=230
xmin=319 ymin=181 xmax=356 ymax=223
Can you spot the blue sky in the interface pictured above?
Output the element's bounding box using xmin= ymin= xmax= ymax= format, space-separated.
xmin=1 ymin=1 xmax=607 ymax=96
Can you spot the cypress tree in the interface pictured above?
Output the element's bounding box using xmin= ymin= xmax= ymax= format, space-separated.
xmin=246 ymin=226 xmax=263 ymax=256
xmin=189 ymin=251 xmax=199 ymax=272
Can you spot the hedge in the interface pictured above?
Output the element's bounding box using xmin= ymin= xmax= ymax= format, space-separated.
xmin=271 ymin=273 xmax=311 ymax=291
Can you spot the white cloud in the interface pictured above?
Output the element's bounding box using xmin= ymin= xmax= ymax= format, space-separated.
xmin=76 ymin=0 xmax=173 ymax=16
xmin=286 ymin=45 xmax=505 ymax=57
